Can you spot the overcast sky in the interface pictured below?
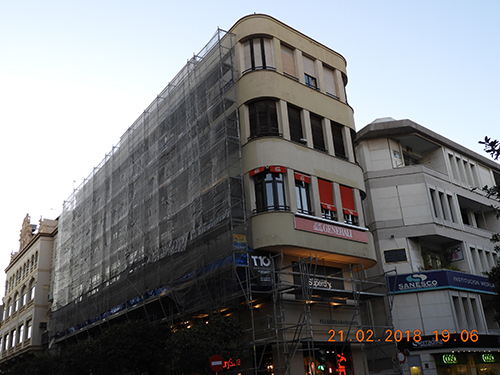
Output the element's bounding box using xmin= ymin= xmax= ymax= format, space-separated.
xmin=1 ymin=0 xmax=499 ymax=290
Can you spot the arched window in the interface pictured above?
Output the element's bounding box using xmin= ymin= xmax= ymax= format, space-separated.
xmin=20 ymin=286 xmax=27 ymax=307
xmin=35 ymin=252 xmax=38 ymax=267
xmin=13 ymin=293 xmax=19 ymax=312
xmin=6 ymin=298 xmax=12 ymax=318
xmin=26 ymin=260 xmax=30 ymax=274
xmin=28 ymin=279 xmax=35 ymax=301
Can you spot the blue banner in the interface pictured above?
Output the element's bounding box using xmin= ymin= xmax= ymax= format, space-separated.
xmin=386 ymin=270 xmax=495 ymax=295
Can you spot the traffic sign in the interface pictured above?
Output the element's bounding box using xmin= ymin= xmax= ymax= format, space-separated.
xmin=210 ymin=355 xmax=224 ymax=372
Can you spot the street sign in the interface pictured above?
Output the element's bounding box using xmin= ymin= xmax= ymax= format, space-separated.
xmin=210 ymin=354 xmax=224 ymax=372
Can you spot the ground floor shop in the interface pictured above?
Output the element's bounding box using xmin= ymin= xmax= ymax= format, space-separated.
xmin=401 ymin=351 xmax=500 ymax=375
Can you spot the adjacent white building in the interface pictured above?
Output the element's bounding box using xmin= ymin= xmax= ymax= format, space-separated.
xmin=356 ymin=118 xmax=500 ymax=375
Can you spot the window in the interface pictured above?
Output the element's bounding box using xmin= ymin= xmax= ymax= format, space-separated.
xmin=331 ymin=121 xmax=346 ymax=159
xmin=243 ymin=37 xmax=275 ymax=73
xmin=310 ymin=114 xmax=325 ymax=152
xmin=29 ymin=279 xmax=35 ymax=301
xmin=287 ymin=104 xmax=303 ymax=143
xmin=253 ymin=167 xmax=288 ymax=213
xmin=248 ymin=99 xmax=279 ymax=139
xmin=13 ymin=293 xmax=19 ymax=313
xmin=304 ymin=74 xmax=317 ymax=89
xmin=11 ymin=329 xmax=16 ymax=348
xmin=430 ymin=189 xmax=439 ymax=218
xmin=383 ymin=248 xmax=408 ymax=263
xmin=295 ymin=172 xmax=312 ymax=215
xmin=26 ymin=320 xmax=32 ymax=339
xmin=318 ymin=178 xmax=337 ymax=221
xmin=303 ymin=55 xmax=317 ymax=89
xmin=447 ymin=194 xmax=456 ymax=222
xmin=323 ymin=66 xmax=337 ymax=98
xmin=18 ymin=325 xmax=24 ymax=343
xmin=340 ymin=185 xmax=358 ymax=225
xmin=439 ymin=192 xmax=447 ymax=220
xmin=281 ymin=44 xmax=296 ymax=78
xmin=21 ymin=287 xmax=27 ymax=307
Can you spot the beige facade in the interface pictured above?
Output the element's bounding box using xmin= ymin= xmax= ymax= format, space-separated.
xmin=356 ymin=118 xmax=500 ymax=375
xmin=228 ymin=15 xmax=392 ymax=375
xmin=0 ymin=215 xmax=57 ymax=365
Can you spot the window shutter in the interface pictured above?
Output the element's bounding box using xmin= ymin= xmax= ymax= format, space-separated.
xmin=294 ymin=172 xmax=310 ymax=184
xmin=324 ymin=66 xmax=337 ymax=97
xmin=270 ymin=166 xmax=286 ymax=173
xmin=318 ymin=179 xmax=336 ymax=211
xmin=340 ymin=185 xmax=357 ymax=216
xmin=281 ymin=45 xmax=296 ymax=77
xmin=253 ymin=38 xmax=263 ymax=69
xmin=303 ymin=55 xmax=316 ymax=77
xmin=243 ymin=40 xmax=252 ymax=72
xmin=263 ymin=38 xmax=274 ymax=69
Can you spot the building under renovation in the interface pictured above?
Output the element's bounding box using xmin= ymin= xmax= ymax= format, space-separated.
xmin=49 ymin=14 xmax=398 ymax=375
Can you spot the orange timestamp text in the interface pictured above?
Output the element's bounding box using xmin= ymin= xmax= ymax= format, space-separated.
xmin=328 ymin=329 xmax=480 ymax=343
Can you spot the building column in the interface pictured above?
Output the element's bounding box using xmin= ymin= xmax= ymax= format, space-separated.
xmin=301 ymin=109 xmax=313 ymax=149
xmin=279 ymin=100 xmax=291 ymax=140
xmin=323 ymin=119 xmax=334 ymax=156
xmin=334 ymin=69 xmax=346 ymax=102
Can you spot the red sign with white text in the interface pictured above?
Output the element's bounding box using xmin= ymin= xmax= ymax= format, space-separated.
xmin=294 ymin=216 xmax=368 ymax=243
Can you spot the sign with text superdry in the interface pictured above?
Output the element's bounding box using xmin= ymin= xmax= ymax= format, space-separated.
xmin=294 ymin=215 xmax=368 ymax=243
xmin=386 ymin=270 xmax=495 ymax=295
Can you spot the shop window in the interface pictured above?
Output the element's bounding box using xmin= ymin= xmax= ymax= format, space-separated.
xmin=281 ymin=44 xmax=296 ymax=78
xmin=310 ymin=114 xmax=326 ymax=152
xmin=340 ymin=185 xmax=358 ymax=226
xmin=295 ymin=172 xmax=313 ymax=215
xmin=248 ymin=99 xmax=279 ymax=139
xmin=331 ymin=122 xmax=346 ymax=159
xmin=243 ymin=37 xmax=275 ymax=73
xmin=303 ymin=55 xmax=317 ymax=89
xmin=253 ymin=167 xmax=288 ymax=213
xmin=288 ymin=105 xmax=304 ymax=143
xmin=318 ymin=178 xmax=337 ymax=221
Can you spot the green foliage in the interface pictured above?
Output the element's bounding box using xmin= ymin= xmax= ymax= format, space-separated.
xmin=486 ymin=262 xmax=500 ymax=324
xmin=166 ymin=315 xmax=249 ymax=375
xmin=481 ymin=136 xmax=500 ymax=323
xmin=2 ymin=320 xmax=169 ymax=375
xmin=2 ymin=316 xmax=248 ymax=375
